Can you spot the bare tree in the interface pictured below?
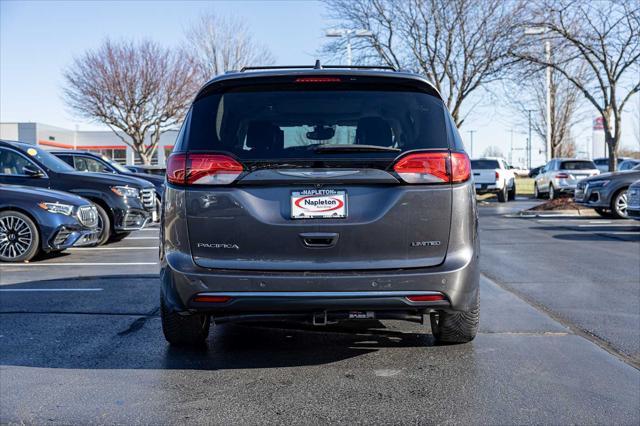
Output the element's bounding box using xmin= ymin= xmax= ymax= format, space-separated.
xmin=323 ymin=0 xmax=526 ymax=126
xmin=184 ymin=12 xmax=275 ymax=81
xmin=63 ymin=39 xmax=198 ymax=164
xmin=483 ymin=145 xmax=505 ymax=158
xmin=513 ymin=0 xmax=640 ymax=171
xmin=506 ymin=60 xmax=585 ymax=159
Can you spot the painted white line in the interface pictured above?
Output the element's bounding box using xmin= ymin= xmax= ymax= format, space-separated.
xmin=597 ymin=231 xmax=640 ymax=235
xmin=126 ymin=237 xmax=158 ymax=240
xmin=1 ymin=262 xmax=157 ymax=267
xmin=137 ymin=228 xmax=159 ymax=232
xmin=578 ymin=224 xmax=639 ymax=227
xmin=68 ymin=247 xmax=157 ymax=251
xmin=0 ymin=288 xmax=103 ymax=292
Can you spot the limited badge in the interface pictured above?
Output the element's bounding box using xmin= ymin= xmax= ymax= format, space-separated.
xmin=27 ymin=148 xmax=37 ymax=156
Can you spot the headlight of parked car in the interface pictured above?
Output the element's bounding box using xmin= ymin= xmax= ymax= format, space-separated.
xmin=588 ymin=180 xmax=610 ymax=188
xmin=111 ymin=186 xmax=140 ymax=198
xmin=38 ymin=202 xmax=74 ymax=216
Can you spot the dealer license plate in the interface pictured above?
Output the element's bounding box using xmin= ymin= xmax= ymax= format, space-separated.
xmin=291 ymin=190 xmax=347 ymax=219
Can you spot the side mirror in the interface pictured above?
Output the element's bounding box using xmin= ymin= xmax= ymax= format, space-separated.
xmin=23 ymin=165 xmax=44 ymax=178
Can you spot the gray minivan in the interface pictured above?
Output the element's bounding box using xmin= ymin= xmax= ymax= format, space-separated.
xmin=160 ymin=65 xmax=479 ymax=346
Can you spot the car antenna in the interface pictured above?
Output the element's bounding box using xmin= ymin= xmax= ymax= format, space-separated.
xmin=314 ymin=59 xmax=322 ymax=69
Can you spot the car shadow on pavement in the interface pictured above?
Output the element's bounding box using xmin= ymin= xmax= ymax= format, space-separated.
xmin=0 ymin=276 xmax=444 ymax=371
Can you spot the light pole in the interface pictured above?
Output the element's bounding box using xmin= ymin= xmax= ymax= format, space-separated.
xmin=325 ymin=29 xmax=373 ymax=66
xmin=526 ymin=109 xmax=536 ymax=169
xmin=467 ymin=130 xmax=476 ymax=158
xmin=524 ymin=26 xmax=552 ymax=163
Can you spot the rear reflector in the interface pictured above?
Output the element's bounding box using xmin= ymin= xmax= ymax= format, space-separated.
xmin=556 ymin=173 xmax=569 ymax=179
xmin=295 ymin=77 xmax=341 ymax=83
xmin=166 ymin=153 xmax=243 ymax=185
xmin=406 ymin=294 xmax=445 ymax=302
xmin=393 ymin=151 xmax=471 ymax=184
xmin=192 ymin=295 xmax=232 ymax=303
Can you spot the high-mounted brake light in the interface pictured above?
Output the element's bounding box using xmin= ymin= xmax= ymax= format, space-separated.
xmin=166 ymin=153 xmax=243 ymax=185
xmin=406 ymin=294 xmax=445 ymax=302
xmin=294 ymin=77 xmax=342 ymax=83
xmin=393 ymin=152 xmax=470 ymax=184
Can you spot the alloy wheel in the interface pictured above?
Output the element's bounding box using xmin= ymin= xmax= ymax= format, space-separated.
xmin=614 ymin=190 xmax=628 ymax=218
xmin=0 ymin=215 xmax=34 ymax=260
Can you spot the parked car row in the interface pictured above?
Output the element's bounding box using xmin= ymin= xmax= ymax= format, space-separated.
xmin=0 ymin=139 xmax=163 ymax=261
xmin=527 ymin=155 xmax=640 ymax=219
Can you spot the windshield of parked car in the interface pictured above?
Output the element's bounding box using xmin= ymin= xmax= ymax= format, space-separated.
xmin=187 ymin=87 xmax=452 ymax=161
xmin=24 ymin=145 xmax=76 ymax=173
xmin=560 ymin=161 xmax=597 ymax=170
xmin=471 ymin=160 xmax=500 ymax=169
xmin=100 ymin=155 xmax=131 ymax=173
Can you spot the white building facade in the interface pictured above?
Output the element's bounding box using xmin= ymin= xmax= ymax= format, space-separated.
xmin=0 ymin=122 xmax=178 ymax=166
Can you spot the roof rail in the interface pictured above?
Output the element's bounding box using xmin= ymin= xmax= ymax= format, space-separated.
xmin=240 ymin=60 xmax=398 ymax=72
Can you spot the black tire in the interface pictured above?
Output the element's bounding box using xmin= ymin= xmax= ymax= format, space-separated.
xmin=497 ymin=185 xmax=508 ymax=203
xmin=610 ymin=188 xmax=629 ymax=219
xmin=594 ymin=207 xmax=614 ymax=218
xmin=0 ymin=211 xmax=40 ymax=262
xmin=533 ymin=183 xmax=540 ymax=199
xmin=548 ymin=184 xmax=556 ymax=200
xmin=109 ymin=232 xmax=131 ymax=243
xmin=508 ymin=181 xmax=516 ymax=201
xmin=430 ymin=291 xmax=479 ymax=344
xmin=92 ymin=203 xmax=111 ymax=246
xmin=161 ymin=296 xmax=210 ymax=346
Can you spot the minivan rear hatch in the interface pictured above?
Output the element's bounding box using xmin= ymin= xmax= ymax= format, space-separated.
xmin=177 ymin=75 xmax=463 ymax=271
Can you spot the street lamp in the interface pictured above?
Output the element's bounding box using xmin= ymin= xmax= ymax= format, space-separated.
xmin=325 ymin=29 xmax=373 ymax=66
xmin=524 ymin=26 xmax=552 ymax=164
xmin=467 ymin=130 xmax=476 ymax=158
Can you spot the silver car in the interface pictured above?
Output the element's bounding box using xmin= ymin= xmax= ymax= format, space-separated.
xmin=534 ymin=158 xmax=599 ymax=199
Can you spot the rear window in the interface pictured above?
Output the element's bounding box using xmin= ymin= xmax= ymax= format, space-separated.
xmin=593 ymin=159 xmax=608 ymax=165
xmin=470 ymin=160 xmax=499 ymax=169
xmin=560 ymin=161 xmax=596 ymax=170
xmin=185 ymin=87 xmax=451 ymax=161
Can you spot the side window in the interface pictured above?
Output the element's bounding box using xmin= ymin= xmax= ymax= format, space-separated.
xmin=57 ymin=155 xmax=74 ymax=167
xmin=172 ymin=108 xmax=191 ymax=153
xmin=74 ymin=156 xmax=109 ymax=173
xmin=0 ymin=148 xmax=38 ymax=175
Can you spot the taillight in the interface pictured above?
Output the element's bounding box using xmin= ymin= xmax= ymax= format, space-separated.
xmin=556 ymin=173 xmax=569 ymax=179
xmin=393 ymin=151 xmax=470 ymax=184
xmin=166 ymin=153 xmax=243 ymax=185
xmin=406 ymin=294 xmax=445 ymax=302
xmin=495 ymin=170 xmax=500 ymax=179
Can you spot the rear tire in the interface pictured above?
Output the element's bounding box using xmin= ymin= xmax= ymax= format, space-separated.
xmin=508 ymin=181 xmax=516 ymax=201
xmin=430 ymin=291 xmax=479 ymax=344
xmin=93 ymin=203 xmax=111 ymax=246
xmin=548 ymin=184 xmax=556 ymax=200
xmin=497 ymin=185 xmax=508 ymax=203
xmin=161 ymin=297 xmax=210 ymax=346
xmin=533 ymin=183 xmax=540 ymax=199
xmin=0 ymin=211 xmax=40 ymax=262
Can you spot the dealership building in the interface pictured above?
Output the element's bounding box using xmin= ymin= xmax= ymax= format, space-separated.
xmin=0 ymin=122 xmax=178 ymax=166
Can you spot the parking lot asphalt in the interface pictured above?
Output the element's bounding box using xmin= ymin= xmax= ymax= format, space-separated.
xmin=1 ymin=205 xmax=639 ymax=424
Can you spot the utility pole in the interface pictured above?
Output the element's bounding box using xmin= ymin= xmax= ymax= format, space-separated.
xmin=526 ymin=109 xmax=535 ymax=169
xmin=467 ymin=130 xmax=476 ymax=158
xmin=545 ymin=40 xmax=552 ymax=162
xmin=325 ymin=29 xmax=373 ymax=66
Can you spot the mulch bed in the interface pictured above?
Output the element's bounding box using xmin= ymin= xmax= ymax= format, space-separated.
xmin=528 ymin=197 xmax=586 ymax=211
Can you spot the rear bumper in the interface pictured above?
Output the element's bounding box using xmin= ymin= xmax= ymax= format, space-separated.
xmin=160 ymin=243 xmax=479 ymax=317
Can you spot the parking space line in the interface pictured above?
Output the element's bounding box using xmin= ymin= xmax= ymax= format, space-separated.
xmin=0 ymin=288 xmax=103 ymax=292
xmin=125 ymin=237 xmax=159 ymax=240
xmin=1 ymin=262 xmax=157 ymax=267
xmin=578 ymin=224 xmax=639 ymax=227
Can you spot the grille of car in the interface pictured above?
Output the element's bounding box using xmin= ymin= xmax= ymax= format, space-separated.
xmin=141 ymin=188 xmax=155 ymax=209
xmin=628 ymin=188 xmax=640 ymax=207
xmin=77 ymin=205 xmax=98 ymax=228
xmin=576 ymin=181 xmax=586 ymax=190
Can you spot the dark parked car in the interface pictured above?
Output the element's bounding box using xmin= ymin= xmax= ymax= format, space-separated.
xmin=0 ymin=140 xmax=156 ymax=245
xmin=0 ymin=184 xmax=98 ymax=262
xmin=160 ymin=64 xmax=479 ymax=347
xmin=574 ymin=165 xmax=640 ymax=219
xmin=49 ymin=150 xmax=164 ymax=209
xmin=125 ymin=165 xmax=166 ymax=176
xmin=626 ymin=179 xmax=640 ymax=220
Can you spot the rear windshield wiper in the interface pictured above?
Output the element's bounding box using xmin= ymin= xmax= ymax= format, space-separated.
xmin=311 ymin=144 xmax=401 ymax=153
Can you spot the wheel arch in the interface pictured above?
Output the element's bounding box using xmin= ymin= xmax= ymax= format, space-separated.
xmin=0 ymin=206 xmax=44 ymax=252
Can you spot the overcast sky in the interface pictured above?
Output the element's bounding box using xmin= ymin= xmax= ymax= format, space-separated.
xmin=1 ymin=0 xmax=638 ymax=167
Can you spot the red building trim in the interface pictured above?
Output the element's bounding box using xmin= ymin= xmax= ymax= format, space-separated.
xmin=38 ymin=140 xmax=126 ymax=150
